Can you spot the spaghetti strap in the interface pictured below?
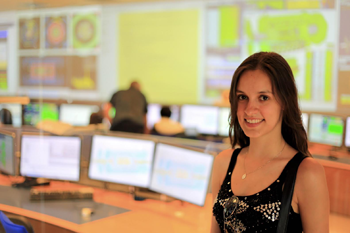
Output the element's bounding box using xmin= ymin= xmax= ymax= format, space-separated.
xmin=226 ymin=148 xmax=242 ymax=176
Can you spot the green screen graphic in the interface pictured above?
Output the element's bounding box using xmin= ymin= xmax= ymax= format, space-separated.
xmin=1 ymin=141 xmax=5 ymax=167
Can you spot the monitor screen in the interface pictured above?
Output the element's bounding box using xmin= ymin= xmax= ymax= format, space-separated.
xmin=345 ymin=117 xmax=350 ymax=147
xmin=88 ymin=135 xmax=155 ymax=188
xmin=180 ymin=105 xmax=219 ymax=135
xmin=150 ymin=143 xmax=214 ymax=206
xmin=147 ymin=104 xmax=180 ymax=129
xmin=0 ymin=132 xmax=15 ymax=175
xmin=309 ymin=114 xmax=344 ymax=147
xmin=20 ymin=135 xmax=81 ymax=181
xmin=59 ymin=104 xmax=99 ymax=126
xmin=301 ymin=113 xmax=309 ymax=133
xmin=23 ymin=103 xmax=59 ymax=126
xmin=0 ymin=104 xmax=22 ymax=127
xmin=218 ymin=107 xmax=230 ymax=136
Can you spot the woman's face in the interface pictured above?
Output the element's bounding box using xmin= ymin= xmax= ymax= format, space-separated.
xmin=235 ymin=69 xmax=283 ymax=140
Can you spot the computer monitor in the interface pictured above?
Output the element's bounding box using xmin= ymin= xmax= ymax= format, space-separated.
xmin=149 ymin=143 xmax=214 ymax=206
xmin=20 ymin=135 xmax=81 ymax=181
xmin=147 ymin=104 xmax=180 ymax=129
xmin=308 ymin=114 xmax=344 ymax=147
xmin=180 ymin=105 xmax=219 ymax=135
xmin=0 ymin=131 xmax=15 ymax=175
xmin=88 ymin=135 xmax=156 ymax=188
xmin=301 ymin=113 xmax=309 ymax=133
xmin=59 ymin=104 xmax=99 ymax=126
xmin=345 ymin=117 xmax=350 ymax=148
xmin=218 ymin=107 xmax=230 ymax=136
xmin=23 ymin=103 xmax=59 ymax=126
xmin=0 ymin=104 xmax=22 ymax=127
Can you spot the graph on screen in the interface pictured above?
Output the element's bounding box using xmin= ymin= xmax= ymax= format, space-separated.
xmin=20 ymin=135 xmax=81 ymax=181
xmin=60 ymin=104 xmax=99 ymax=126
xmin=309 ymin=114 xmax=344 ymax=147
xmin=23 ymin=103 xmax=59 ymax=126
xmin=0 ymin=132 xmax=15 ymax=175
xmin=345 ymin=117 xmax=350 ymax=148
xmin=180 ymin=105 xmax=219 ymax=135
xmin=88 ymin=135 xmax=155 ymax=187
xmin=150 ymin=143 xmax=214 ymax=206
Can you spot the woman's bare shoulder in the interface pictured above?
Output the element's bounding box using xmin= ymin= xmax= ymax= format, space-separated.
xmin=214 ymin=148 xmax=236 ymax=166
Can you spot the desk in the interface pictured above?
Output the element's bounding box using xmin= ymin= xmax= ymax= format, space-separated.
xmin=0 ymin=176 xmax=213 ymax=233
xmin=1 ymin=146 xmax=350 ymax=233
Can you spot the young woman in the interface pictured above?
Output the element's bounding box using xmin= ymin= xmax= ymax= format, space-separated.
xmin=211 ymin=52 xmax=329 ymax=233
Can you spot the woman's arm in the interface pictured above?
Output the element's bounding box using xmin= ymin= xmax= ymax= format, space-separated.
xmin=295 ymin=158 xmax=330 ymax=233
xmin=210 ymin=149 xmax=233 ymax=233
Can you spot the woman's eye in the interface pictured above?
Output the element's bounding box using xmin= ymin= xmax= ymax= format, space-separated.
xmin=238 ymin=95 xmax=247 ymax=100
xmin=260 ymin=95 xmax=269 ymax=101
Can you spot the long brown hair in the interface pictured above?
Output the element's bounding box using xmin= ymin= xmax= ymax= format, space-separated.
xmin=228 ymin=52 xmax=310 ymax=156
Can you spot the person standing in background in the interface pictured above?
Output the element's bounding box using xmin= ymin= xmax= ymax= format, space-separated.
xmin=107 ymin=81 xmax=148 ymax=134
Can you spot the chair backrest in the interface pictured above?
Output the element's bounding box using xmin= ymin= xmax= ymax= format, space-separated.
xmin=0 ymin=211 xmax=32 ymax=233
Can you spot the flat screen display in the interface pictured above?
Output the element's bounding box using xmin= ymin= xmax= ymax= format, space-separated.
xmin=88 ymin=135 xmax=155 ymax=188
xmin=23 ymin=103 xmax=59 ymax=126
xmin=0 ymin=132 xmax=15 ymax=175
xmin=0 ymin=104 xmax=22 ymax=127
xmin=59 ymin=104 xmax=99 ymax=126
xmin=147 ymin=104 xmax=180 ymax=129
xmin=301 ymin=113 xmax=309 ymax=133
xmin=345 ymin=117 xmax=350 ymax=147
xmin=150 ymin=143 xmax=214 ymax=206
xmin=309 ymin=114 xmax=344 ymax=147
xmin=218 ymin=107 xmax=230 ymax=136
xmin=180 ymin=105 xmax=219 ymax=135
xmin=20 ymin=135 xmax=81 ymax=181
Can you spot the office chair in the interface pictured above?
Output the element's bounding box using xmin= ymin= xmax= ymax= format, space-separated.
xmin=0 ymin=211 xmax=34 ymax=233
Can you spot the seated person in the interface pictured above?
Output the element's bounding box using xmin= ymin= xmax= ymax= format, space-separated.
xmin=151 ymin=106 xmax=184 ymax=136
xmin=0 ymin=108 xmax=12 ymax=125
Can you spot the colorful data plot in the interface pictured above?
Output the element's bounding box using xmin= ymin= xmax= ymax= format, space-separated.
xmin=150 ymin=143 xmax=213 ymax=206
xmin=68 ymin=56 xmax=97 ymax=90
xmin=45 ymin=16 xmax=67 ymax=49
xmin=20 ymin=56 xmax=66 ymax=87
xmin=72 ymin=13 xmax=100 ymax=49
xmin=19 ymin=17 xmax=40 ymax=49
xmin=243 ymin=10 xmax=337 ymax=110
xmin=89 ymin=135 xmax=155 ymax=188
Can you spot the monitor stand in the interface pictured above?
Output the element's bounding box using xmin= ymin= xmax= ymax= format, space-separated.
xmin=12 ymin=177 xmax=50 ymax=188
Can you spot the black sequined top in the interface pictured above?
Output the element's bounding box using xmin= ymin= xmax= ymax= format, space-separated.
xmin=212 ymin=148 xmax=303 ymax=233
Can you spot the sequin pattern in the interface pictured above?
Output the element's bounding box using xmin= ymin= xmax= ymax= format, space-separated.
xmin=212 ymin=149 xmax=303 ymax=233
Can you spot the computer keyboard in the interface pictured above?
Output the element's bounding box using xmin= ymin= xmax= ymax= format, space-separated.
xmin=30 ymin=188 xmax=94 ymax=201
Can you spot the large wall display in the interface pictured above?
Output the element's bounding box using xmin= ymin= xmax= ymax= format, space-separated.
xmin=19 ymin=17 xmax=40 ymax=50
xmin=204 ymin=2 xmax=338 ymax=111
xmin=45 ymin=16 xmax=68 ymax=49
xmin=118 ymin=9 xmax=199 ymax=104
xmin=68 ymin=56 xmax=97 ymax=90
xmin=20 ymin=56 xmax=67 ymax=87
xmin=0 ymin=30 xmax=8 ymax=90
xmin=19 ymin=56 xmax=97 ymax=90
xmin=72 ymin=13 xmax=100 ymax=49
